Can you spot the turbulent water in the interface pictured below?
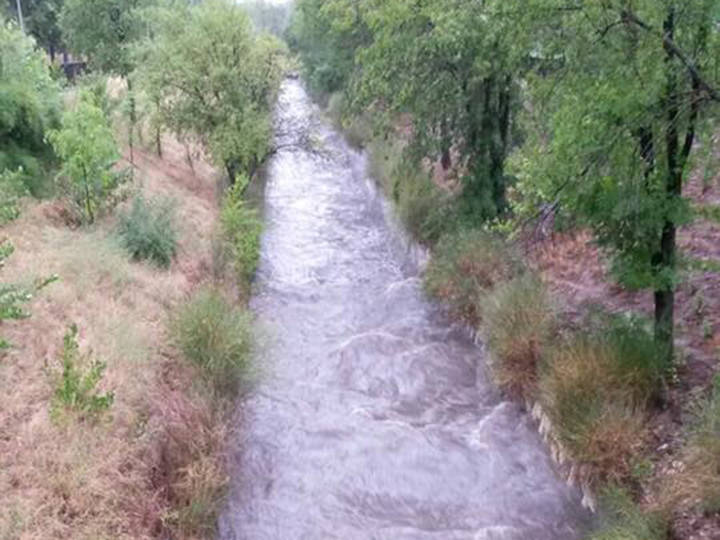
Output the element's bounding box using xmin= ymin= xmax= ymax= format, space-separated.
xmin=219 ymin=79 xmax=588 ymax=540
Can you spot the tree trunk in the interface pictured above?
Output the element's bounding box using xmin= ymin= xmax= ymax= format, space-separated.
xmin=126 ymin=76 xmax=136 ymax=177
xmin=654 ymin=5 xmax=681 ymax=364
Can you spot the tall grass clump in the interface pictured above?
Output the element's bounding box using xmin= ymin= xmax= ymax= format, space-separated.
xmin=171 ymin=288 xmax=253 ymax=398
xmin=219 ymin=181 xmax=262 ymax=289
xmin=483 ymin=274 xmax=554 ymax=401
xmin=587 ymin=487 xmax=668 ymax=540
xmin=540 ymin=315 xmax=666 ymax=484
xmin=425 ymin=229 xmax=522 ymax=327
xmin=117 ymin=196 xmax=178 ymax=268
xmin=154 ymin=389 xmax=229 ymax=538
xmin=662 ymin=375 xmax=720 ymax=513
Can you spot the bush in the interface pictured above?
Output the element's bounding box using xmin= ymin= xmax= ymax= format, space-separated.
xmin=171 ymin=288 xmax=253 ymax=398
xmin=0 ymin=20 xmax=61 ymax=197
xmin=483 ymin=274 xmax=554 ymax=401
xmin=0 ymin=169 xmax=27 ymax=225
xmin=51 ymin=324 xmax=114 ymax=421
xmin=587 ymin=487 xmax=668 ymax=540
xmin=539 ymin=317 xmax=665 ymax=483
xmin=48 ymin=91 xmax=122 ymax=224
xmin=117 ymin=196 xmax=178 ymax=268
xmin=425 ymin=229 xmax=522 ymax=327
xmin=219 ymin=182 xmax=262 ymax=288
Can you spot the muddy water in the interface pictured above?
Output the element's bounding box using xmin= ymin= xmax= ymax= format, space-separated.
xmin=219 ymin=79 xmax=588 ymax=540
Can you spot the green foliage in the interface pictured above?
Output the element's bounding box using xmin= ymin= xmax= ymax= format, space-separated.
xmin=60 ymin=0 xmax=145 ymax=76
xmin=287 ymin=0 xmax=370 ymax=96
xmin=424 ymin=229 xmax=522 ymax=327
xmin=171 ymin=288 xmax=254 ymax=398
xmin=0 ymin=241 xmax=57 ymax=351
xmin=0 ymin=169 xmax=27 ymax=225
xmin=0 ymin=17 xmax=61 ymax=196
xmin=219 ymin=180 xmax=262 ymax=287
xmin=48 ymin=91 xmax=121 ymax=224
xmin=51 ymin=324 xmax=114 ymax=420
xmin=6 ymin=0 xmax=65 ymax=58
xmin=510 ymin=0 xmax=720 ymax=358
xmin=136 ymin=0 xmax=285 ymax=183
xmin=117 ymin=196 xmax=177 ymax=268
xmin=587 ymin=487 xmax=668 ymax=540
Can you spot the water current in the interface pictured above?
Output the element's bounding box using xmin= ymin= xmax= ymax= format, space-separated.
xmin=219 ymin=79 xmax=589 ymax=540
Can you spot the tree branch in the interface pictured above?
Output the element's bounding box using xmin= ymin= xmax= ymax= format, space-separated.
xmin=621 ymin=9 xmax=720 ymax=103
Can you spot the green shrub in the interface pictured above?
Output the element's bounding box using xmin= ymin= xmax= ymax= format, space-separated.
xmin=117 ymin=196 xmax=178 ymax=268
xmin=48 ymin=91 xmax=122 ymax=224
xmin=0 ymin=168 xmax=27 ymax=225
xmin=0 ymin=20 xmax=61 ymax=197
xmin=220 ymin=182 xmax=262 ymax=288
xmin=483 ymin=274 xmax=554 ymax=401
xmin=539 ymin=316 xmax=664 ymax=483
xmin=587 ymin=487 xmax=668 ymax=540
xmin=425 ymin=229 xmax=522 ymax=327
xmin=171 ymin=288 xmax=253 ymax=398
xmin=51 ymin=324 xmax=114 ymax=421
xmin=1 ymin=241 xmax=57 ymax=351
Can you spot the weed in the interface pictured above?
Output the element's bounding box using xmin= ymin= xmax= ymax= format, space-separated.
xmin=425 ymin=229 xmax=522 ymax=327
xmin=483 ymin=274 xmax=554 ymax=401
xmin=587 ymin=487 xmax=668 ymax=540
xmin=219 ymin=182 xmax=262 ymax=289
xmin=171 ymin=288 xmax=254 ymax=398
xmin=51 ymin=324 xmax=114 ymax=421
xmin=117 ymin=195 xmax=178 ymax=268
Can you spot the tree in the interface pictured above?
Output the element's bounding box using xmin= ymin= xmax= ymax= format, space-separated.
xmin=5 ymin=0 xmax=64 ymax=60
xmin=512 ymin=0 xmax=720 ymax=362
xmin=352 ymin=0 xmax=530 ymax=222
xmin=137 ymin=0 xmax=285 ymax=184
xmin=48 ymin=92 xmax=121 ymax=224
xmin=287 ymin=0 xmax=370 ymax=96
xmin=60 ymin=0 xmax=147 ymax=168
xmin=0 ymin=16 xmax=61 ymax=195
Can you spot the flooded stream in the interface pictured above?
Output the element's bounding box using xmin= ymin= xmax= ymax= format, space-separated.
xmin=219 ymin=79 xmax=588 ymax=540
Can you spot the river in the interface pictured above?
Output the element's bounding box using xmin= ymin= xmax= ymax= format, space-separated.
xmin=218 ymin=79 xmax=589 ymax=540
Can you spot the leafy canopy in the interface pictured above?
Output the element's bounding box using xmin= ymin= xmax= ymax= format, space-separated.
xmin=0 ymin=17 xmax=61 ymax=195
xmin=48 ymin=92 xmax=121 ymax=224
xmin=137 ymin=0 xmax=285 ymax=182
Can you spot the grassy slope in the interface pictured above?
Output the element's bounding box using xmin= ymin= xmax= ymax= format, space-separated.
xmin=0 ymin=134 xmax=228 ymax=539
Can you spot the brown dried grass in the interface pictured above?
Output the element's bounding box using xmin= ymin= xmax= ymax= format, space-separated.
xmin=0 ymin=128 xmax=231 ymax=539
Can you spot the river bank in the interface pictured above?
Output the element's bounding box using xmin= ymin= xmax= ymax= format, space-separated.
xmin=0 ymin=125 xmax=258 ymax=539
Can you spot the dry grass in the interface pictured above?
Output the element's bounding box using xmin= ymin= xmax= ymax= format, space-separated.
xmin=0 ymin=128 xmax=231 ymax=539
xmin=659 ymin=377 xmax=720 ymax=516
xmin=482 ymin=274 xmax=554 ymax=401
xmin=539 ymin=332 xmax=655 ymax=486
xmin=425 ymin=229 xmax=523 ymax=327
